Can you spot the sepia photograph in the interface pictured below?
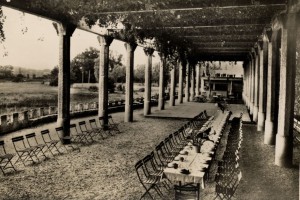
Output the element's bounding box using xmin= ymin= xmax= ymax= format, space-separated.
xmin=0 ymin=0 xmax=299 ymax=199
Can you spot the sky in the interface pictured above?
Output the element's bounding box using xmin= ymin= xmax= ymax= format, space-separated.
xmin=0 ymin=6 xmax=243 ymax=76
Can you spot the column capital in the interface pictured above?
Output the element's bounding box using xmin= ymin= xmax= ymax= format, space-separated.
xmin=143 ymin=47 xmax=155 ymax=56
xmin=124 ymin=42 xmax=137 ymax=52
xmin=264 ymin=26 xmax=273 ymax=42
xmin=53 ymin=22 xmax=76 ymax=37
xmin=251 ymin=47 xmax=257 ymax=58
xmin=97 ymin=35 xmax=114 ymax=46
xmin=257 ymin=39 xmax=264 ymax=50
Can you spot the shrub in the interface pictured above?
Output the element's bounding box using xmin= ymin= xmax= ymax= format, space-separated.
xmin=88 ymin=86 xmax=98 ymax=92
xmin=116 ymin=84 xmax=123 ymax=92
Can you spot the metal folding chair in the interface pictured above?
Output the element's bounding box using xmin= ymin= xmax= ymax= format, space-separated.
xmin=25 ymin=133 xmax=49 ymax=161
xmin=55 ymin=127 xmax=80 ymax=152
xmin=0 ymin=140 xmax=17 ymax=175
xmin=12 ymin=136 xmax=37 ymax=166
xmin=40 ymin=129 xmax=62 ymax=156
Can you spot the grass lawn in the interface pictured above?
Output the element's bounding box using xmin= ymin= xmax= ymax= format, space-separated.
xmin=0 ymin=82 xmax=159 ymax=115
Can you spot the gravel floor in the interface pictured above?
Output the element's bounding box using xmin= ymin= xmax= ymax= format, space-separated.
xmin=0 ymin=105 xmax=298 ymax=200
xmin=0 ymin=110 xmax=188 ymax=200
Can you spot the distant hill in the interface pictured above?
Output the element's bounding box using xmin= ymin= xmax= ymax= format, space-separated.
xmin=13 ymin=66 xmax=51 ymax=78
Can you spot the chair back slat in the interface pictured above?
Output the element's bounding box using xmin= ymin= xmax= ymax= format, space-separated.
xmin=0 ymin=140 xmax=7 ymax=154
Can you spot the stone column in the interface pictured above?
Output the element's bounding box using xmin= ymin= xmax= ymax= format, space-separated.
xmin=178 ymin=61 xmax=185 ymax=103
xmin=54 ymin=23 xmax=76 ymax=144
xmin=169 ymin=64 xmax=176 ymax=106
xmin=185 ymin=63 xmax=190 ymax=102
xmin=258 ymin=39 xmax=268 ymax=131
xmin=195 ymin=65 xmax=200 ymax=96
xmin=97 ymin=36 xmax=113 ymax=127
xmin=143 ymin=47 xmax=154 ymax=115
xmin=264 ymin=29 xmax=278 ymax=145
xmin=124 ymin=42 xmax=137 ymax=122
xmin=190 ymin=65 xmax=195 ymax=101
xmin=250 ymin=55 xmax=255 ymax=115
xmin=253 ymin=45 xmax=260 ymax=122
xmin=275 ymin=14 xmax=297 ymax=167
xmin=158 ymin=54 xmax=166 ymax=110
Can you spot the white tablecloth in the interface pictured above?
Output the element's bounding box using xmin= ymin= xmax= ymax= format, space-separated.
xmin=164 ymin=147 xmax=211 ymax=188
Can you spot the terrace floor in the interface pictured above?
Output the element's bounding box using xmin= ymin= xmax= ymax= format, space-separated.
xmin=0 ymin=102 xmax=298 ymax=200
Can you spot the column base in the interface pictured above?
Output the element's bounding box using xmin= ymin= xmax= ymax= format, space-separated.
xmin=249 ymin=103 xmax=254 ymax=115
xmin=124 ymin=105 xmax=133 ymax=122
xmin=253 ymin=105 xmax=258 ymax=122
xmin=275 ymin=134 xmax=293 ymax=167
xmin=169 ymin=97 xmax=175 ymax=107
xmin=264 ymin=120 xmax=275 ymax=145
xmin=178 ymin=95 xmax=183 ymax=104
xmin=158 ymin=99 xmax=165 ymax=110
xmin=144 ymin=101 xmax=151 ymax=116
xmin=56 ymin=117 xmax=70 ymax=144
xmin=257 ymin=111 xmax=265 ymax=131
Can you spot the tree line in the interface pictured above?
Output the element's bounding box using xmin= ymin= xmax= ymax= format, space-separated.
xmin=50 ymin=47 xmax=165 ymax=88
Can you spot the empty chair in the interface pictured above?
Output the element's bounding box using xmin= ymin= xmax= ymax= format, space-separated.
xmin=0 ymin=140 xmax=16 ymax=175
xmin=155 ymin=142 xmax=173 ymax=167
xmin=135 ymin=159 xmax=165 ymax=200
xmin=40 ymin=129 xmax=62 ymax=156
xmin=70 ymin=124 xmax=90 ymax=144
xmin=108 ymin=115 xmax=121 ymax=134
xmin=99 ymin=115 xmax=121 ymax=135
xmin=174 ymin=183 xmax=200 ymax=200
xmin=12 ymin=136 xmax=37 ymax=166
xmin=89 ymin=119 xmax=106 ymax=139
xmin=78 ymin=121 xmax=95 ymax=141
xmin=55 ymin=127 xmax=80 ymax=152
xmin=25 ymin=133 xmax=48 ymax=161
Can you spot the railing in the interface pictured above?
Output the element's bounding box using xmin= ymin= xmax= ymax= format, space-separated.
xmin=0 ymin=96 xmax=159 ymax=135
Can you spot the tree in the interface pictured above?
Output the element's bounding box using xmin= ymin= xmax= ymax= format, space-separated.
xmin=49 ymin=66 xmax=58 ymax=86
xmin=0 ymin=65 xmax=14 ymax=78
xmin=12 ymin=74 xmax=24 ymax=82
xmin=71 ymin=47 xmax=99 ymax=84
xmin=94 ymin=51 xmax=124 ymax=83
xmin=134 ymin=64 xmax=145 ymax=83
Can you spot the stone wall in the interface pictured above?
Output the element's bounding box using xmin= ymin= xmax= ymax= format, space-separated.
xmin=0 ymin=98 xmax=159 ymax=135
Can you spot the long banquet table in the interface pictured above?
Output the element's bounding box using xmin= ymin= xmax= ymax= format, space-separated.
xmin=163 ymin=144 xmax=212 ymax=189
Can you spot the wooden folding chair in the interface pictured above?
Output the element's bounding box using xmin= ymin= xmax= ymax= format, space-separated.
xmin=108 ymin=115 xmax=121 ymax=134
xmin=135 ymin=160 xmax=165 ymax=200
xmin=70 ymin=124 xmax=90 ymax=144
xmin=78 ymin=121 xmax=96 ymax=141
xmin=25 ymin=133 xmax=49 ymax=161
xmin=41 ymin=129 xmax=62 ymax=156
xmin=98 ymin=116 xmax=114 ymax=136
xmin=12 ymin=136 xmax=37 ymax=166
xmin=55 ymin=127 xmax=80 ymax=152
xmin=174 ymin=183 xmax=200 ymax=200
xmin=0 ymin=141 xmax=17 ymax=175
xmin=89 ymin=119 xmax=106 ymax=139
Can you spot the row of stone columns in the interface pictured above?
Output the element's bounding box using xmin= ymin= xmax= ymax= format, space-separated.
xmin=242 ymin=13 xmax=298 ymax=167
xmin=54 ymin=22 xmax=204 ymax=144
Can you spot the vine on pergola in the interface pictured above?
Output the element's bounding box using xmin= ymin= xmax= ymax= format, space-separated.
xmin=0 ymin=0 xmax=200 ymax=68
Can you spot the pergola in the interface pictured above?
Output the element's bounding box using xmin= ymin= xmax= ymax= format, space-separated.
xmin=0 ymin=0 xmax=299 ymax=168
